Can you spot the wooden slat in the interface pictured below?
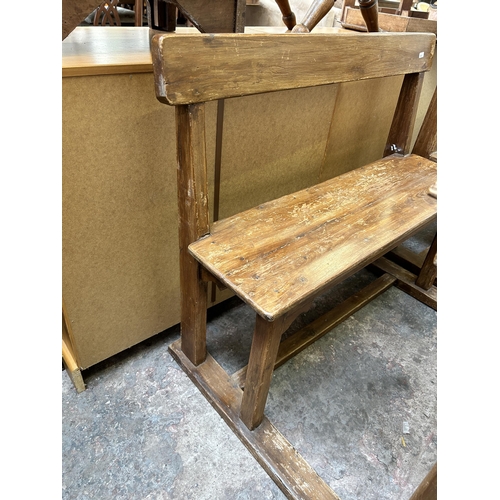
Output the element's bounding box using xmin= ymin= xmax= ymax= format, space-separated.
xmin=168 ymin=339 xmax=341 ymax=500
xmin=384 ymin=72 xmax=425 ymax=156
xmin=151 ymin=32 xmax=436 ymax=105
xmin=232 ymin=273 xmax=396 ymax=388
xmin=371 ymin=256 xmax=437 ymax=310
xmin=240 ymin=315 xmax=287 ymax=429
xmin=189 ymin=154 xmax=437 ymax=321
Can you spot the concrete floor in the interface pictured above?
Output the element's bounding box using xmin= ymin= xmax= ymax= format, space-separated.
xmin=62 ymin=225 xmax=437 ymax=500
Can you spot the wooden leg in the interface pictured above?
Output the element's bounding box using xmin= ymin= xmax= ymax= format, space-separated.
xmin=175 ymin=104 xmax=210 ymax=366
xmin=62 ymin=337 xmax=86 ymax=393
xmin=409 ymin=462 xmax=437 ymax=500
xmin=180 ymin=257 xmax=208 ymax=366
xmin=274 ymin=0 xmax=297 ymax=30
xmin=240 ymin=315 xmax=286 ymax=430
xmin=416 ymin=233 xmax=437 ymax=290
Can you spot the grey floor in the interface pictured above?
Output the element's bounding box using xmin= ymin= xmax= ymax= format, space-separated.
xmin=62 ymin=224 xmax=437 ymax=500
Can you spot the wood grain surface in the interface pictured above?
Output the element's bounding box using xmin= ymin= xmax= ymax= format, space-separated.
xmin=151 ymin=32 xmax=436 ymax=104
xmin=189 ymin=154 xmax=437 ymax=320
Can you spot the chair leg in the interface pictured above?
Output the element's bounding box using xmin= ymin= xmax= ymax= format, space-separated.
xmin=240 ymin=315 xmax=286 ymax=430
xmin=416 ymin=233 xmax=437 ymax=290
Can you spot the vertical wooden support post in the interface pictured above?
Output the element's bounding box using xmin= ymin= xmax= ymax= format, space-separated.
xmin=398 ymin=0 xmax=414 ymax=16
xmin=234 ymin=0 xmax=247 ymax=32
xmin=240 ymin=316 xmax=285 ymax=430
xmin=413 ymin=87 xmax=437 ymax=160
xmin=134 ymin=0 xmax=143 ymax=26
xmin=62 ymin=301 xmax=86 ymax=393
xmin=416 ymin=233 xmax=437 ymax=290
xmin=176 ymin=104 xmax=210 ymax=366
xmin=384 ymin=72 xmax=425 ymax=157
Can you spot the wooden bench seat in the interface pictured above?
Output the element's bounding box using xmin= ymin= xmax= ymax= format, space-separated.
xmin=190 ymin=153 xmax=436 ymax=321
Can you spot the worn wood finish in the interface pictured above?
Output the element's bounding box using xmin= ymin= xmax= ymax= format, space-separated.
xmin=176 ymin=104 xmax=210 ymax=365
xmin=239 ymin=300 xmax=315 ymax=428
xmin=168 ymin=339 xmax=341 ymax=500
xmin=371 ymin=257 xmax=437 ymax=310
xmin=409 ymin=463 xmax=437 ymax=500
xmin=384 ymin=72 xmax=425 ymax=156
xmin=232 ymin=273 xmax=396 ymax=388
xmin=151 ymin=32 xmax=435 ymax=105
xmin=189 ymin=154 xmax=436 ymax=321
xmin=291 ymin=0 xmax=335 ymax=33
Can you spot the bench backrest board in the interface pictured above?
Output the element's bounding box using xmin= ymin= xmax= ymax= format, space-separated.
xmin=151 ymin=32 xmax=435 ymax=105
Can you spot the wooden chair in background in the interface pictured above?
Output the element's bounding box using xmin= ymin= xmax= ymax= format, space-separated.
xmin=92 ymin=0 xmax=145 ymax=26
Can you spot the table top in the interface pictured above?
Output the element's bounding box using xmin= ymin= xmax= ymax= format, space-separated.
xmin=62 ymin=26 xmax=343 ymax=78
xmin=63 ymin=27 xmax=156 ymax=77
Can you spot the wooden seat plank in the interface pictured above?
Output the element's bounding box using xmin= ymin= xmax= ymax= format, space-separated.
xmin=189 ymin=153 xmax=436 ymax=321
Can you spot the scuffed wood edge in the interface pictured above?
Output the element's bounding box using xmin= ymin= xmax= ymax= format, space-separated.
xmin=62 ymin=301 xmax=86 ymax=392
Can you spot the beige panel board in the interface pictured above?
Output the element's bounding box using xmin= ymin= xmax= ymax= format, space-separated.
xmin=320 ymin=76 xmax=403 ymax=181
xmin=62 ymin=72 xmax=217 ymax=368
xmin=217 ymin=84 xmax=339 ymax=220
